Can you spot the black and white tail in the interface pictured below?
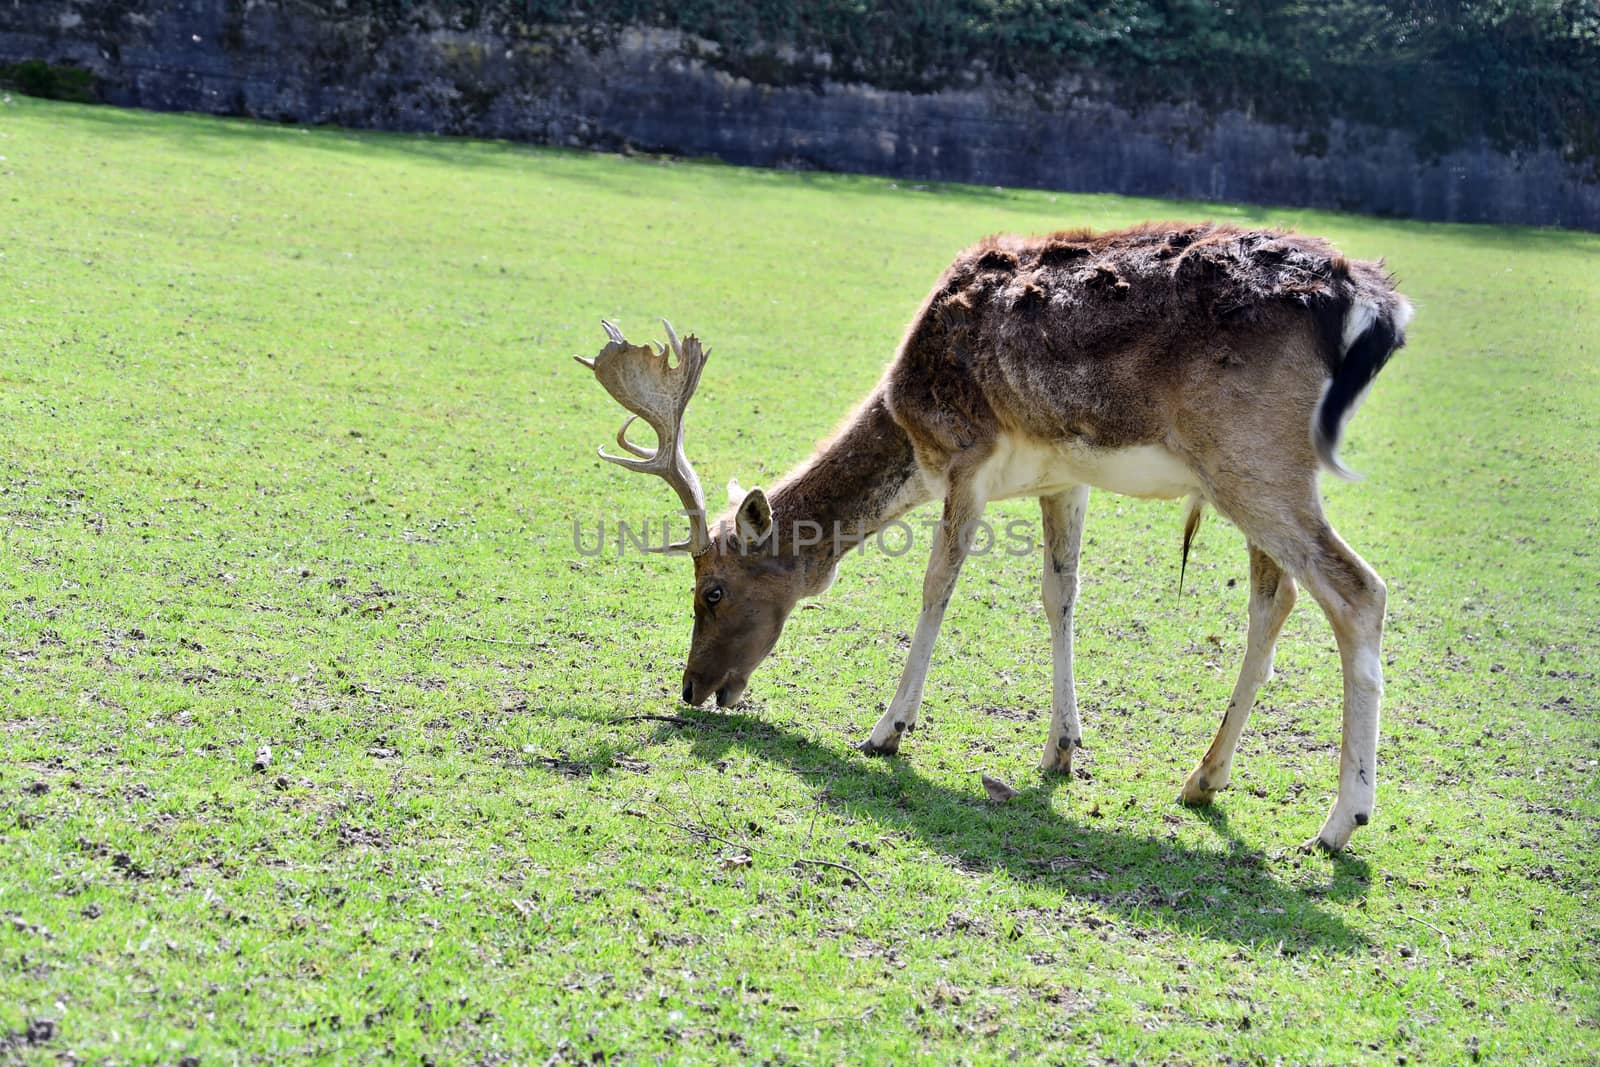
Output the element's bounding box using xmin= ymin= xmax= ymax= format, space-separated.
xmin=1314 ymin=294 xmax=1414 ymax=480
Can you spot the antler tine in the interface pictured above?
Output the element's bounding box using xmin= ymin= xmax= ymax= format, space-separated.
xmin=578 ymin=318 xmax=713 ymax=554
xmin=611 ymin=414 xmax=654 ymax=459
xmin=660 ymin=318 xmax=710 ymax=381
xmin=643 ymin=535 xmax=698 ymax=555
xmin=596 ymin=415 xmax=665 ymax=470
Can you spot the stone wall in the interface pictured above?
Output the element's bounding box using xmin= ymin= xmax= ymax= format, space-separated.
xmin=6 ymin=0 xmax=1598 ymax=230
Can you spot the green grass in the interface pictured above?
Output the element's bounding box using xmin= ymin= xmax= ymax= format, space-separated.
xmin=1 ymin=96 xmax=1597 ymax=1064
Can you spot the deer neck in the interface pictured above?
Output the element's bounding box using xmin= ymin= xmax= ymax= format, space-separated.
xmin=766 ymin=389 xmax=928 ymax=576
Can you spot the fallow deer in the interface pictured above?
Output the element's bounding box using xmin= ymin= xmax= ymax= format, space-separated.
xmin=577 ymin=221 xmax=1412 ymax=852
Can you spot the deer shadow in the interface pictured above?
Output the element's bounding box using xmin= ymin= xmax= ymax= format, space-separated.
xmin=547 ymin=704 xmax=1372 ymax=952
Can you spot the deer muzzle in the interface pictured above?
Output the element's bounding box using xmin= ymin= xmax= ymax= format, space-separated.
xmin=682 ymin=670 xmax=747 ymax=708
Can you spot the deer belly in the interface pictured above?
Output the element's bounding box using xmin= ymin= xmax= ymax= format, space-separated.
xmin=979 ymin=436 xmax=1198 ymax=501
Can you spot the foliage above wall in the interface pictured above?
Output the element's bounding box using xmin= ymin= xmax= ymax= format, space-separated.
xmin=350 ymin=0 xmax=1599 ymax=171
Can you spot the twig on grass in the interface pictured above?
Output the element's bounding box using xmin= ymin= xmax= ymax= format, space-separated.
xmin=785 ymin=1005 xmax=876 ymax=1031
xmin=626 ymin=806 xmax=878 ymax=893
xmin=791 ymin=856 xmax=872 ymax=882
xmin=1399 ymin=911 xmax=1454 ymax=963
xmin=606 ymin=714 xmax=702 ymax=727
xmin=454 ymin=632 xmax=545 ymax=649
xmin=802 ymin=779 xmax=833 ymax=851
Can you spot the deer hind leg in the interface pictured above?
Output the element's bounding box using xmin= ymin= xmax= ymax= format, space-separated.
xmin=862 ymin=469 xmax=989 ymax=756
xmin=1180 ymin=544 xmax=1296 ymax=804
xmin=1202 ymin=461 xmax=1386 ymax=849
xmin=1039 ymin=486 xmax=1089 ymax=774
xmin=1291 ymin=525 xmax=1386 ymax=851
xmin=1225 ymin=503 xmax=1385 ymax=850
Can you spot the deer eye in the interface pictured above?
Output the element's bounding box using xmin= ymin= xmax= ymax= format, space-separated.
xmin=705 ymin=587 xmax=724 ymax=605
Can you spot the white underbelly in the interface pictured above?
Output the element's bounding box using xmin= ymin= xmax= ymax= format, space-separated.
xmin=977 ymin=435 xmax=1199 ymax=501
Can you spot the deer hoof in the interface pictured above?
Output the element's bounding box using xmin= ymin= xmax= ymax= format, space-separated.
xmin=859 ymin=736 xmax=899 ymax=757
xmin=1298 ymin=835 xmax=1343 ymax=855
xmin=1039 ymin=740 xmax=1075 ymax=775
xmin=1184 ymin=771 xmax=1216 ymax=806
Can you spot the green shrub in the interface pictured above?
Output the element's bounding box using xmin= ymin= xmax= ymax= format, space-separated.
xmin=1 ymin=59 xmax=97 ymax=103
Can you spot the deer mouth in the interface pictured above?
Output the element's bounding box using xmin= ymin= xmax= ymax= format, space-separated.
xmin=715 ymin=678 xmax=747 ymax=707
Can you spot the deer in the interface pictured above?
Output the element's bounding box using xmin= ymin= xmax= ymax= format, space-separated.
xmin=576 ymin=221 xmax=1412 ymax=852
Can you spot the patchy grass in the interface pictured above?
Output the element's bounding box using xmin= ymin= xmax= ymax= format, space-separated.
xmin=1 ymin=96 xmax=1597 ymax=1064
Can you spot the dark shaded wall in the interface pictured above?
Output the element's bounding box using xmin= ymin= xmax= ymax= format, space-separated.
xmin=5 ymin=1 xmax=1598 ymax=230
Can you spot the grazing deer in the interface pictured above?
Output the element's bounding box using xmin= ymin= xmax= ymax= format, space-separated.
xmin=577 ymin=222 xmax=1412 ymax=852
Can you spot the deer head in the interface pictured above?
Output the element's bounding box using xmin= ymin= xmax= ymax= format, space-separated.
xmin=577 ymin=321 xmax=809 ymax=707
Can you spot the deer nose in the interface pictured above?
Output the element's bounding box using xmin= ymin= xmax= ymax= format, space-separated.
xmin=682 ymin=669 xmax=727 ymax=707
xmin=682 ymin=670 xmax=711 ymax=706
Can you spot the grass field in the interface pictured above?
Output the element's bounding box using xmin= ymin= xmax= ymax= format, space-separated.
xmin=1 ymin=96 xmax=1597 ymax=1064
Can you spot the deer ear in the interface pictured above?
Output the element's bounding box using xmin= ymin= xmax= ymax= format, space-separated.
xmin=727 ymin=477 xmax=748 ymax=507
xmin=735 ymin=487 xmax=773 ymax=545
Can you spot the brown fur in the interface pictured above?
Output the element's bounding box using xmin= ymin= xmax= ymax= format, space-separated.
xmin=888 ymin=221 xmax=1395 ymax=462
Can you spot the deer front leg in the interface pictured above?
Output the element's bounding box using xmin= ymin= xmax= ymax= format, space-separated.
xmin=862 ymin=474 xmax=988 ymax=756
xmin=1039 ymin=486 xmax=1089 ymax=774
xmin=1181 ymin=545 xmax=1296 ymax=804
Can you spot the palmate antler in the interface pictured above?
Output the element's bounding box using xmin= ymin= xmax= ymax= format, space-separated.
xmin=575 ymin=319 xmax=711 ymax=554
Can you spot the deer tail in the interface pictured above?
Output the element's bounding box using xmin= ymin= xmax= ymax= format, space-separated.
xmin=1313 ymin=292 xmax=1414 ymax=480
